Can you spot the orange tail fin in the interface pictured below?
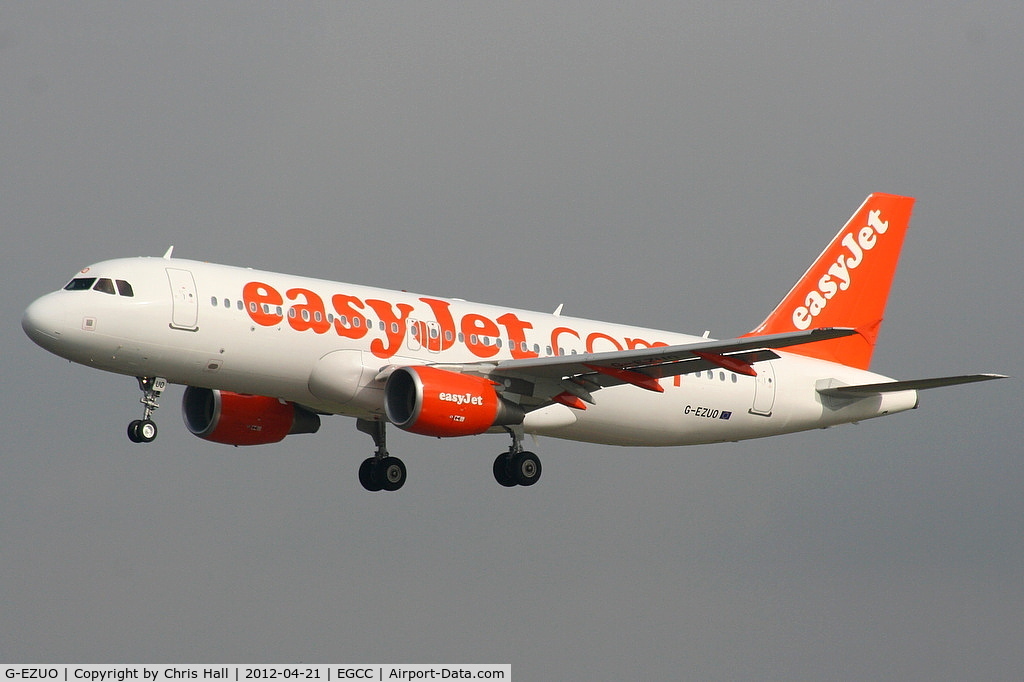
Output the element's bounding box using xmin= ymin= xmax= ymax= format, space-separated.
xmin=747 ymin=193 xmax=916 ymax=369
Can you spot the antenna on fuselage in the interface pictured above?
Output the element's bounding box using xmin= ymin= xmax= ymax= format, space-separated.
xmin=162 ymin=246 xmax=174 ymax=259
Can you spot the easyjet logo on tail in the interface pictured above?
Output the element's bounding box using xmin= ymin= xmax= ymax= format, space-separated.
xmin=792 ymin=209 xmax=890 ymax=330
xmin=746 ymin=193 xmax=914 ymax=370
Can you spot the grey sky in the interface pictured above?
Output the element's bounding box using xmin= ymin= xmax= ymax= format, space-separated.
xmin=2 ymin=3 xmax=1021 ymax=679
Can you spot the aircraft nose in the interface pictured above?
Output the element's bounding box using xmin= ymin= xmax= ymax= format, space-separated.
xmin=22 ymin=293 xmax=68 ymax=349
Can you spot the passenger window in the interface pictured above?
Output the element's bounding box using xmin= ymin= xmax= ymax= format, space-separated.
xmin=116 ymin=280 xmax=134 ymax=297
xmin=93 ymin=278 xmax=116 ymax=295
xmin=65 ymin=277 xmax=96 ymax=291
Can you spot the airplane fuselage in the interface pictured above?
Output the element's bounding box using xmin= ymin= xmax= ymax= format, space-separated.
xmin=23 ymin=255 xmax=916 ymax=448
xmin=24 ymin=195 xmax=1001 ymax=491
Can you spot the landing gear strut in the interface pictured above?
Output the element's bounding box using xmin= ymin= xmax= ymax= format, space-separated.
xmin=356 ymin=418 xmax=407 ymax=492
xmin=127 ymin=376 xmax=166 ymax=443
xmin=353 ymin=420 xmax=540 ymax=491
xmin=493 ymin=425 xmax=542 ymax=487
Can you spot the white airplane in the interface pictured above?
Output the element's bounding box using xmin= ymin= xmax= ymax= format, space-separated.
xmin=22 ymin=194 xmax=1004 ymax=491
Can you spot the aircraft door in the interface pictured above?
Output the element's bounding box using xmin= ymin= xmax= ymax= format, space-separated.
xmin=750 ymin=360 xmax=776 ymax=416
xmin=425 ymin=321 xmax=441 ymax=352
xmin=407 ymin=319 xmax=422 ymax=351
xmin=166 ymin=268 xmax=199 ymax=331
xmin=406 ymin=320 xmax=441 ymax=353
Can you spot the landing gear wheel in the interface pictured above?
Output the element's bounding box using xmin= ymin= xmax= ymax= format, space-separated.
xmin=128 ymin=419 xmax=157 ymax=443
xmin=128 ymin=377 xmax=165 ymax=444
xmin=511 ymin=451 xmax=542 ymax=486
xmin=356 ymin=419 xmax=405 ymax=492
xmin=136 ymin=419 xmax=158 ymax=443
xmin=359 ymin=457 xmax=383 ymax=492
xmin=127 ymin=420 xmax=143 ymax=443
xmin=495 ymin=426 xmax=542 ymax=488
xmin=380 ymin=457 xmax=407 ymax=491
xmin=493 ymin=453 xmax=516 ymax=487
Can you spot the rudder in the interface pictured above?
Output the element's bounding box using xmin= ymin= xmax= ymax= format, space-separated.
xmin=747 ymin=193 xmax=916 ymax=369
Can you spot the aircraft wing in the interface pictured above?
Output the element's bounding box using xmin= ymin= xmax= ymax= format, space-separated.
xmin=427 ymin=327 xmax=858 ymax=409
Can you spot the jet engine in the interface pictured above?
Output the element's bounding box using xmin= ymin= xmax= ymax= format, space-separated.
xmin=384 ymin=366 xmax=524 ymax=437
xmin=182 ymin=386 xmax=320 ymax=446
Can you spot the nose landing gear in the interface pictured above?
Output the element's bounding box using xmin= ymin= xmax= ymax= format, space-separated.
xmin=127 ymin=376 xmax=166 ymax=443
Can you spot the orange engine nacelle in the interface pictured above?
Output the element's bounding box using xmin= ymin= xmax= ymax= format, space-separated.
xmin=384 ymin=366 xmax=524 ymax=437
xmin=182 ymin=387 xmax=321 ymax=446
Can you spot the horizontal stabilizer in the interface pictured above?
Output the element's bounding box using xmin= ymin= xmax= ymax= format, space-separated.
xmin=818 ymin=373 xmax=1007 ymax=397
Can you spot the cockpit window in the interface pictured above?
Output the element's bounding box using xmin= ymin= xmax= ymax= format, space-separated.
xmin=65 ymin=277 xmax=96 ymax=291
xmin=63 ymin=276 xmax=135 ymax=296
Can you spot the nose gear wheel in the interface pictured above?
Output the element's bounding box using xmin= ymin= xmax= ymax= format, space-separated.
xmin=127 ymin=377 xmax=166 ymax=444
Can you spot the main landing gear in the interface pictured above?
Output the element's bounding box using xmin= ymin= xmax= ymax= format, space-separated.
xmin=127 ymin=376 xmax=166 ymax=443
xmin=354 ymin=421 xmax=543 ymax=491
xmin=356 ymin=418 xmax=407 ymax=492
xmin=493 ymin=425 xmax=542 ymax=488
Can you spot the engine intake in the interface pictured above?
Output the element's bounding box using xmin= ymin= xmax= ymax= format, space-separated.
xmin=182 ymin=387 xmax=320 ymax=446
xmin=384 ymin=366 xmax=524 ymax=437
